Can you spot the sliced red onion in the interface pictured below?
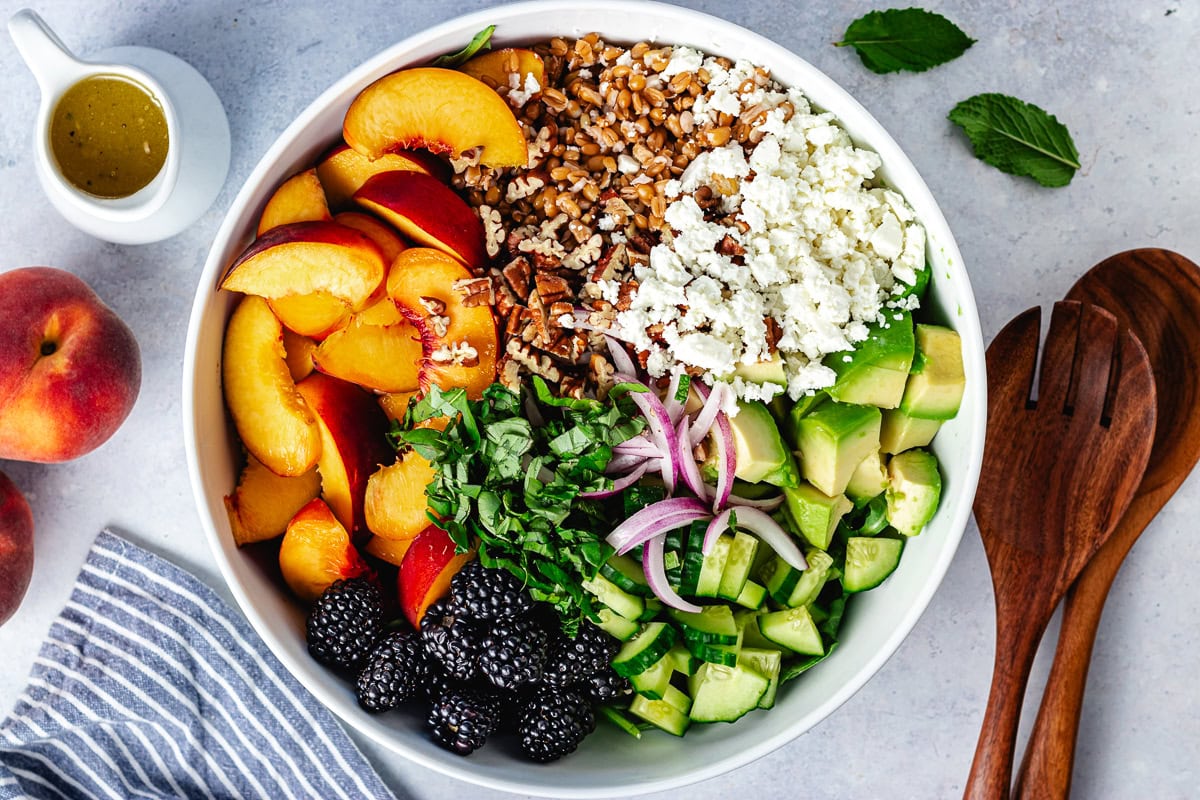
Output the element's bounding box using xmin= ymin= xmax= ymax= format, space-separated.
xmin=614 ymin=436 xmax=662 ymax=458
xmin=580 ymin=462 xmax=649 ymax=498
xmin=689 ymin=381 xmax=727 ymax=447
xmin=605 ymin=496 xmax=710 ymax=554
xmin=727 ymin=493 xmax=785 ymax=511
xmin=703 ymin=507 xmax=734 ymax=556
xmin=711 ymin=409 xmax=735 ymax=512
xmin=731 ymin=506 xmax=808 ymax=571
xmin=625 ymin=381 xmax=679 ymax=494
xmin=606 ymin=335 xmax=637 ymax=376
xmin=605 ymin=452 xmax=649 ymax=474
xmin=643 ymin=533 xmax=703 ymax=613
xmin=676 ymin=416 xmax=708 ymax=501
xmin=663 ymin=372 xmax=686 ymax=425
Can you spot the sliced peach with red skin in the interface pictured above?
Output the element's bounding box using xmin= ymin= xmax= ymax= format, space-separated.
xmin=279 ymin=498 xmax=372 ymax=603
xmin=333 ymin=211 xmax=407 ymax=264
xmin=398 ymin=525 xmax=475 ymax=628
xmin=222 ymin=221 xmax=386 ymax=311
xmin=364 ymin=453 xmax=437 ymax=542
xmin=224 ymin=453 xmax=321 ymax=546
xmin=365 ymin=535 xmax=413 ymax=567
xmin=257 ymin=168 xmax=331 ymax=235
xmin=317 ymin=143 xmax=447 ymax=209
xmin=459 ymin=48 xmax=545 ymax=94
xmin=295 ymin=372 xmax=392 ymax=537
xmin=312 ymin=317 xmax=424 ymax=393
xmin=343 ymin=67 xmax=528 ymax=168
xmin=355 ymin=171 xmax=488 ymax=268
xmin=222 ymin=295 xmax=322 ymax=477
xmin=269 ymin=292 xmax=352 ymax=341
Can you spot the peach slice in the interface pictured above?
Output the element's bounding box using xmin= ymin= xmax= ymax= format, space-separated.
xmin=459 ymin=48 xmax=545 ymax=93
xmin=269 ymin=292 xmax=352 ymax=341
xmin=343 ymin=67 xmax=528 ymax=168
xmin=312 ymin=316 xmax=424 ymax=393
xmin=281 ymin=328 xmax=317 ymax=382
xmin=257 ymin=168 xmax=331 ymax=235
xmin=222 ymin=221 xmax=386 ymax=311
xmin=365 ymin=535 xmax=413 ymax=567
xmin=224 ymin=453 xmax=321 ymax=546
xmin=355 ymin=171 xmax=489 ymax=268
xmin=317 ymin=143 xmax=446 ymax=209
xmin=295 ymin=372 xmax=393 ymax=536
xmin=378 ymin=391 xmax=418 ymax=423
xmin=333 ymin=211 xmax=407 ymax=264
xmin=222 ymin=295 xmax=322 ymax=477
xmin=398 ymin=525 xmax=475 ymax=628
xmin=279 ymin=498 xmax=372 ymax=603
xmin=364 ymin=453 xmax=437 ymax=542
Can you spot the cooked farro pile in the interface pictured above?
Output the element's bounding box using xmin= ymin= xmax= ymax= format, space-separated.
xmin=455 ymin=34 xmax=926 ymax=404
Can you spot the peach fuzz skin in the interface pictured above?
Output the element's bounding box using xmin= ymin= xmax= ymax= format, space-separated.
xmin=0 ymin=267 xmax=141 ymax=463
xmin=0 ymin=470 xmax=35 ymax=626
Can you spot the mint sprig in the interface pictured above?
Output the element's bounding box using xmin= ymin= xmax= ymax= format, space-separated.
xmin=836 ymin=8 xmax=974 ymax=74
xmin=949 ymin=93 xmax=1081 ymax=187
xmin=431 ymin=25 xmax=496 ymax=68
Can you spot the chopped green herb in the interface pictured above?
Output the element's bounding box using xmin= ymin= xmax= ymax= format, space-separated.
xmin=431 ymin=25 xmax=496 ymax=68
xmin=836 ymin=8 xmax=974 ymax=74
xmin=948 ymin=93 xmax=1080 ymax=187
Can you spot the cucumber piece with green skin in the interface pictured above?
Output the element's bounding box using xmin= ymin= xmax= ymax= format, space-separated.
xmin=695 ymin=534 xmax=734 ymax=598
xmin=759 ymin=554 xmax=803 ymax=605
xmin=795 ymin=401 xmax=883 ymax=497
xmin=582 ymin=573 xmax=645 ymax=622
xmin=636 ymin=597 xmax=663 ymax=622
xmin=630 ymin=651 xmax=675 ymax=699
xmin=670 ymin=604 xmax=738 ymax=645
xmin=612 ymin=622 xmax=678 ymax=677
xmin=900 ymin=324 xmax=965 ymax=420
xmin=784 ymin=549 xmax=834 ymax=608
xmin=598 ymin=705 xmax=642 ymax=739
xmin=844 ymin=536 xmax=905 ymax=592
xmin=845 ymin=449 xmax=888 ymax=507
xmin=668 ymin=642 xmax=701 ymax=675
xmin=687 ymin=661 xmax=769 ymax=723
xmin=674 ymin=521 xmax=706 ymax=593
xmin=728 ymin=399 xmax=792 ymax=484
xmin=684 ymin=625 xmax=742 ymax=666
xmin=735 ymin=608 xmax=778 ymax=650
xmin=886 ymin=448 xmax=942 ymax=537
xmin=880 ymin=408 xmax=942 ymax=454
xmin=594 ymin=605 xmax=640 ymax=641
xmin=783 ymin=481 xmax=853 ymax=550
xmin=717 ymin=531 xmax=758 ymax=601
xmin=733 ymin=579 xmax=768 ymax=609
xmin=629 ymin=686 xmax=691 ymax=736
xmin=758 ymin=605 xmax=825 ymax=655
xmin=738 ymin=647 xmax=783 ymax=709
xmin=599 ymin=553 xmax=652 ymax=597
xmin=826 ymin=312 xmax=915 ymax=408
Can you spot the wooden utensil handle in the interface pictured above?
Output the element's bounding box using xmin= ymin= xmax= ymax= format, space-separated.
xmin=964 ymin=601 xmax=1054 ymax=800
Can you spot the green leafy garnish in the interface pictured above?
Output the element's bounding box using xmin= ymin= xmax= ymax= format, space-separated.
xmin=392 ymin=380 xmax=645 ymax=634
xmin=431 ymin=25 xmax=496 ymax=68
xmin=836 ymin=8 xmax=974 ymax=74
xmin=948 ymin=93 xmax=1080 ymax=187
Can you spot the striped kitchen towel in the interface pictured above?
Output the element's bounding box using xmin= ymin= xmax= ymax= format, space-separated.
xmin=0 ymin=529 xmax=398 ymax=800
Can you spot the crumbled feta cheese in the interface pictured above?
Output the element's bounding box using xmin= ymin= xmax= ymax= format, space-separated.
xmin=663 ymin=46 xmax=704 ymax=77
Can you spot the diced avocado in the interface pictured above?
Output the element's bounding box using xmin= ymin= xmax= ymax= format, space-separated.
xmin=782 ymin=482 xmax=852 ymax=550
xmin=794 ymin=401 xmax=882 ymax=496
xmin=775 ymin=391 xmax=828 ymax=446
xmin=894 ymin=261 xmax=931 ymax=301
xmin=845 ymin=449 xmax=888 ymax=506
xmin=901 ymin=324 xmax=965 ymax=420
xmin=758 ymin=448 xmax=800 ymax=488
xmin=880 ymin=408 xmax=943 ymax=454
xmin=729 ymin=399 xmax=791 ymax=484
xmin=826 ymin=312 xmax=915 ymax=408
xmin=886 ymin=448 xmax=942 ymax=536
xmin=734 ymin=353 xmax=787 ymax=386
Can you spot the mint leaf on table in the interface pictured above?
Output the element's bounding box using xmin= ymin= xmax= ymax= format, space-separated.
xmin=948 ymin=93 xmax=1081 ymax=187
xmin=836 ymin=8 xmax=974 ymax=73
xmin=431 ymin=25 xmax=496 ymax=67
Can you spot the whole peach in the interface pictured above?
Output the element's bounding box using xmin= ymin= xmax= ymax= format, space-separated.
xmin=0 ymin=267 xmax=141 ymax=462
xmin=0 ymin=470 xmax=34 ymax=626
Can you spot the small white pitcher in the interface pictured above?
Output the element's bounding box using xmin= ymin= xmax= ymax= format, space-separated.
xmin=8 ymin=8 xmax=231 ymax=245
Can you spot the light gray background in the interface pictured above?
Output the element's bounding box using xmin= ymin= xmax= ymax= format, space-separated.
xmin=2 ymin=1 xmax=1197 ymax=798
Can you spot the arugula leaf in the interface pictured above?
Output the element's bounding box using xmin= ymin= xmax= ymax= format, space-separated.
xmin=430 ymin=25 xmax=495 ymax=68
xmin=836 ymin=8 xmax=974 ymax=74
xmin=948 ymin=93 xmax=1080 ymax=187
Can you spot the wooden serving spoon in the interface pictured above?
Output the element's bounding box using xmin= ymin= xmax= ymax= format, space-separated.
xmin=1013 ymin=249 xmax=1200 ymax=799
xmin=963 ymin=301 xmax=1157 ymax=800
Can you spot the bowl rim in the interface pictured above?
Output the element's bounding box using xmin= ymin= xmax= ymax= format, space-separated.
xmin=183 ymin=1 xmax=987 ymax=795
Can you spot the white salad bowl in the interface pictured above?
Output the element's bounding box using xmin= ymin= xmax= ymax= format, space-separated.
xmin=183 ymin=1 xmax=987 ymax=796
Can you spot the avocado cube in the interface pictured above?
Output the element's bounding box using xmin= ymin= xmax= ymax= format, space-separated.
xmin=783 ymin=482 xmax=852 ymax=550
xmin=886 ymin=448 xmax=942 ymax=537
xmin=880 ymin=408 xmax=943 ymax=454
xmin=795 ymin=401 xmax=882 ymax=496
xmin=734 ymin=353 xmax=787 ymax=386
xmin=845 ymin=448 xmax=888 ymax=505
xmin=826 ymin=312 xmax=915 ymax=408
xmin=729 ymin=399 xmax=790 ymax=484
xmin=900 ymin=324 xmax=965 ymax=420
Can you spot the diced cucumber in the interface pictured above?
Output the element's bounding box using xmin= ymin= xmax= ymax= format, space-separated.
xmin=717 ymin=531 xmax=759 ymax=601
xmin=687 ymin=661 xmax=769 ymax=723
xmin=630 ymin=651 xmax=674 ymax=699
xmin=738 ymin=647 xmax=783 ymax=709
xmin=676 ymin=521 xmax=708 ymax=595
xmin=670 ymin=605 xmax=738 ymax=645
xmin=668 ymin=642 xmax=701 ymax=676
xmin=759 ymin=554 xmax=803 ymax=605
xmin=636 ymin=597 xmax=662 ymax=622
xmin=629 ymin=686 xmax=691 ymax=736
xmin=684 ymin=625 xmax=742 ymax=667
xmin=758 ymin=605 xmax=825 ymax=656
xmin=733 ymin=579 xmax=767 ymax=609
xmin=784 ymin=549 xmax=834 ymax=608
xmin=844 ymin=536 xmax=904 ymax=592
xmin=582 ymin=573 xmax=645 ymax=622
xmin=695 ymin=534 xmax=733 ymax=597
xmin=735 ymin=609 xmax=778 ymax=651
xmin=594 ymin=605 xmax=640 ymax=641
xmin=597 ymin=705 xmax=642 ymax=739
xmin=599 ymin=553 xmax=652 ymax=597
xmin=612 ymin=621 xmax=677 ymax=677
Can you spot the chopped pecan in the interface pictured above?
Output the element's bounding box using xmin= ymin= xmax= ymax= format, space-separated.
xmin=716 ymin=234 xmax=745 ymax=257
xmin=693 ymin=185 xmax=719 ymax=211
xmin=548 ymin=301 xmax=575 ymax=328
xmin=505 ymin=306 xmax=530 ymax=337
xmin=615 ymin=280 xmax=639 ymax=312
xmin=506 ymin=339 xmax=562 ymax=381
xmin=494 ymin=283 xmax=518 ymax=317
xmin=418 ymin=296 xmax=447 ymax=316
xmin=453 ymin=276 xmax=495 ymax=307
xmin=502 ymin=256 xmax=532 ymax=297
xmin=498 ymin=355 xmax=522 ymax=391
xmin=589 ymin=353 xmax=616 ymax=399
xmin=534 ymin=272 xmax=572 ymax=304
xmin=590 ymin=242 xmax=627 ymax=283
xmin=764 ymin=316 xmax=783 ymax=354
xmin=559 ymin=372 xmax=586 ymax=399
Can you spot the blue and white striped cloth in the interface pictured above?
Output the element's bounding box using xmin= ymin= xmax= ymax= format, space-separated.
xmin=0 ymin=530 xmax=397 ymax=800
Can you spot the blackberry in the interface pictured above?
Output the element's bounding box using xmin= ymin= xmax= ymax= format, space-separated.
xmin=581 ymin=668 xmax=633 ymax=703
xmin=356 ymin=631 xmax=429 ymax=713
xmin=306 ymin=578 xmax=382 ymax=670
xmin=450 ymin=560 xmax=534 ymax=621
xmin=516 ymin=688 xmax=596 ymax=762
xmin=541 ymin=621 xmax=620 ymax=687
xmin=427 ymin=687 xmax=501 ymax=756
xmin=478 ymin=616 xmax=548 ymax=690
xmin=421 ymin=599 xmax=480 ymax=681
xmin=424 ymin=666 xmax=465 ymax=704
